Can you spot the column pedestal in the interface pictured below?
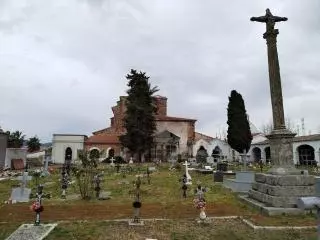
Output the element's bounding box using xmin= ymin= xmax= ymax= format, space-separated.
xmin=266 ymin=129 xmax=301 ymax=175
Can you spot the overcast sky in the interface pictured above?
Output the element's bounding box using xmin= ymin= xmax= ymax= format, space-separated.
xmin=1 ymin=0 xmax=319 ymax=142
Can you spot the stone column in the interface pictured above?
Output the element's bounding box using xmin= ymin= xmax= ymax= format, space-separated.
xmin=261 ymin=147 xmax=266 ymax=163
xmin=315 ymin=151 xmax=320 ymax=164
xmin=251 ymin=9 xmax=297 ymax=175
xmin=263 ymin=27 xmax=298 ymax=174
xmin=264 ymin=29 xmax=285 ymax=131
xmin=293 ymin=151 xmax=299 ymax=165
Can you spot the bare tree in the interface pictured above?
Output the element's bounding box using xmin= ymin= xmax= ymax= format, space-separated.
xmin=261 ymin=116 xmax=295 ymax=135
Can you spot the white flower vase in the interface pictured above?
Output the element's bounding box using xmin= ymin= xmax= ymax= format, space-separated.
xmin=199 ymin=208 xmax=206 ymax=220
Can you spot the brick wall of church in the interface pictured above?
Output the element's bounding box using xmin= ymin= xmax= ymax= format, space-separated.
xmin=109 ymin=96 xmax=168 ymax=135
xmin=187 ymin=121 xmax=195 ymax=141
xmin=154 ymin=96 xmax=167 ymax=116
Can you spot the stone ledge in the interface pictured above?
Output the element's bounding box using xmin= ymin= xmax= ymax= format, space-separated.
xmin=254 ymin=173 xmax=315 ymax=186
xmin=252 ymin=182 xmax=315 ymax=197
xmin=238 ymin=195 xmax=305 ymax=216
xmin=248 ymin=190 xmax=297 ymax=208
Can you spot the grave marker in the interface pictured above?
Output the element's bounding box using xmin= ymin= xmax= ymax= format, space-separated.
xmin=11 ymin=171 xmax=32 ymax=202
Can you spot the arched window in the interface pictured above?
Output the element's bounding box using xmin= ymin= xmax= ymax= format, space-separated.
xmin=65 ymin=147 xmax=72 ymax=163
xmin=108 ymin=148 xmax=115 ymax=158
xmin=264 ymin=147 xmax=271 ymax=163
xmin=196 ymin=146 xmax=208 ymax=163
xmin=298 ymin=145 xmax=315 ymax=166
xmin=252 ymin=147 xmax=261 ymax=162
xmin=89 ymin=149 xmax=100 ymax=159
xmin=212 ymin=146 xmax=222 ymax=162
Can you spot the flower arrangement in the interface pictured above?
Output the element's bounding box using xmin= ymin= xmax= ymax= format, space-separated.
xmin=30 ymin=201 xmax=44 ymax=213
xmin=193 ymin=198 xmax=206 ymax=210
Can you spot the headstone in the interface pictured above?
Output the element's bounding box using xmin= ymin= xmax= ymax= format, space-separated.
xmin=146 ymin=168 xmax=151 ymax=185
xmin=110 ymin=157 xmax=115 ymax=167
xmin=129 ymin=157 xmax=133 ymax=164
xmin=195 ymin=185 xmax=206 ymax=200
xmin=30 ymin=185 xmax=50 ymax=225
xmin=181 ymin=174 xmax=188 ymax=198
xmin=93 ymin=173 xmax=102 ymax=199
xmin=213 ymin=171 xmax=223 ymax=182
xmin=61 ymin=171 xmax=68 ymax=199
xmin=217 ymin=162 xmax=228 ymax=172
xmin=41 ymin=156 xmax=50 ymax=177
xmin=11 ymin=171 xmax=32 ymax=202
xmin=148 ymin=167 xmax=156 ymax=172
xmin=204 ymin=166 xmax=213 ymax=170
xmin=129 ymin=177 xmax=144 ymax=226
xmin=184 ymin=160 xmax=192 ymax=185
xmin=5 ymin=223 xmax=57 ymax=240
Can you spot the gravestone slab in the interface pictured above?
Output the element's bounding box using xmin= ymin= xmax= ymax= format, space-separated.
xmin=213 ymin=171 xmax=223 ymax=182
xmin=98 ymin=191 xmax=111 ymax=200
xmin=6 ymin=223 xmax=57 ymax=240
xmin=148 ymin=167 xmax=156 ymax=172
xmin=11 ymin=188 xmax=31 ymax=202
xmin=11 ymin=172 xmax=32 ymax=202
xmin=128 ymin=220 xmax=144 ymax=226
xmin=66 ymin=194 xmax=81 ymax=201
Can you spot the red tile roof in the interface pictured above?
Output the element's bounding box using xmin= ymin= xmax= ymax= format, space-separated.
xmin=92 ymin=128 xmax=109 ymax=135
xmin=253 ymin=134 xmax=320 ymax=145
xmin=155 ymin=115 xmax=196 ymax=122
xmin=292 ymin=134 xmax=320 ymax=142
xmin=86 ymin=135 xmax=120 ymax=144
xmin=195 ymin=132 xmax=214 ymax=142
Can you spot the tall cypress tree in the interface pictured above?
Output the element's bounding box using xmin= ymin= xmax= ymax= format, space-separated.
xmin=120 ymin=69 xmax=159 ymax=162
xmin=227 ymin=90 xmax=252 ymax=153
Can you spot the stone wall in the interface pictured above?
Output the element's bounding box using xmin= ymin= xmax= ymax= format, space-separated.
xmin=5 ymin=148 xmax=27 ymax=169
xmin=0 ymin=133 xmax=8 ymax=169
xmin=248 ymin=173 xmax=315 ymax=208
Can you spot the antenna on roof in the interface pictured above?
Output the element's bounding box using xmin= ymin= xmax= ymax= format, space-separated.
xmin=301 ymin=118 xmax=305 ymax=136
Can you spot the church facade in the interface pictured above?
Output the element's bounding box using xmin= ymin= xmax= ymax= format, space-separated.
xmin=85 ymin=95 xmax=200 ymax=161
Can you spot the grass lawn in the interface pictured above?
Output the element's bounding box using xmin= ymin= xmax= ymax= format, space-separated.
xmin=1 ymin=219 xmax=317 ymax=240
xmin=0 ymin=163 xmax=318 ymax=239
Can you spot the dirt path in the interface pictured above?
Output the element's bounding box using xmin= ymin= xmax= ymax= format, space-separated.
xmin=0 ymin=203 xmax=245 ymax=223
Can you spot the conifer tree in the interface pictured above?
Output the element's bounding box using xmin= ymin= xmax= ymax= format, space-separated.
xmin=120 ymin=69 xmax=158 ymax=162
xmin=227 ymin=90 xmax=252 ymax=153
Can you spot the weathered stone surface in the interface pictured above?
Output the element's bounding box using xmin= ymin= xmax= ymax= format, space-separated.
xmin=6 ymin=223 xmax=57 ymax=240
xmin=263 ymin=174 xmax=315 ymax=186
xmin=239 ymin=195 xmax=305 ymax=216
xmin=248 ymin=189 xmax=297 ymax=208
xmin=255 ymin=173 xmax=266 ymax=183
xmin=254 ymin=173 xmax=315 ymax=186
xmin=251 ymin=182 xmax=315 ymax=196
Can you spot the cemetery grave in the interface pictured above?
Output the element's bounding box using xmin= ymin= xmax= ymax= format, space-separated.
xmin=0 ymin=163 xmax=319 ymax=239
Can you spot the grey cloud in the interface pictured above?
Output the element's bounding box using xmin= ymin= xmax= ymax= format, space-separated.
xmin=0 ymin=0 xmax=319 ymax=142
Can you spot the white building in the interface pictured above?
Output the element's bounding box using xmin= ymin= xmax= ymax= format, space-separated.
xmin=52 ymin=134 xmax=87 ymax=164
xmin=249 ymin=133 xmax=320 ymax=165
xmin=193 ymin=137 xmax=239 ymax=161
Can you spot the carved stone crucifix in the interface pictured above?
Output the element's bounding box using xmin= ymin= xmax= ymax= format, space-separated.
xmin=250 ymin=9 xmax=288 ymax=131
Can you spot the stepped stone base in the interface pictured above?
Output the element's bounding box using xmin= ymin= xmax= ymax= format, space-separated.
xmin=239 ymin=195 xmax=305 ymax=216
xmin=245 ymin=173 xmax=315 ymax=212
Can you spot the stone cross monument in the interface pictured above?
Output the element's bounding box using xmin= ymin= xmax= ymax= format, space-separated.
xmin=242 ymin=9 xmax=316 ymax=214
xmin=251 ymin=9 xmax=297 ymax=175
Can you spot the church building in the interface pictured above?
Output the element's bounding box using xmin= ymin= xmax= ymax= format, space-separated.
xmin=85 ymin=95 xmax=204 ymax=161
